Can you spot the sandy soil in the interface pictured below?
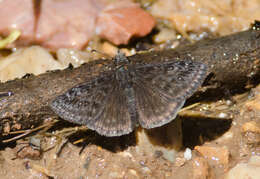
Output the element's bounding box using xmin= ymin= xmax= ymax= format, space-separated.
xmin=0 ymin=84 xmax=259 ymax=178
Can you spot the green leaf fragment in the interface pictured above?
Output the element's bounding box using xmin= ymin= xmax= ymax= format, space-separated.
xmin=0 ymin=29 xmax=21 ymax=49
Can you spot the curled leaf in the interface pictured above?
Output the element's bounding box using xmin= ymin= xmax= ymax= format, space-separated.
xmin=0 ymin=29 xmax=21 ymax=49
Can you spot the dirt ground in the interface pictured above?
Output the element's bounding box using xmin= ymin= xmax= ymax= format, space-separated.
xmin=0 ymin=84 xmax=259 ymax=178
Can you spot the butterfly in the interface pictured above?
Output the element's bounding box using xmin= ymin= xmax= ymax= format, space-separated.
xmin=50 ymin=52 xmax=208 ymax=136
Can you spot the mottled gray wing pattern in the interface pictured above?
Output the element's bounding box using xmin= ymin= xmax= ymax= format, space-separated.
xmin=132 ymin=60 xmax=208 ymax=128
xmin=50 ymin=73 xmax=136 ymax=137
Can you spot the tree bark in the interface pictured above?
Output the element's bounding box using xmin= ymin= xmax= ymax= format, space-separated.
xmin=0 ymin=28 xmax=259 ymax=135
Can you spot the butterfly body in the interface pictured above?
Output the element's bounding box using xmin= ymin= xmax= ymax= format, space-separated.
xmin=50 ymin=53 xmax=208 ymax=136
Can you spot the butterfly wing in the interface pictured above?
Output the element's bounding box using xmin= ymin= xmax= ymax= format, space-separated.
xmin=132 ymin=60 xmax=208 ymax=128
xmin=50 ymin=73 xmax=136 ymax=136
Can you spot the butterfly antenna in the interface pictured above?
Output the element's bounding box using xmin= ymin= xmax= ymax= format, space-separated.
xmin=90 ymin=49 xmax=111 ymax=59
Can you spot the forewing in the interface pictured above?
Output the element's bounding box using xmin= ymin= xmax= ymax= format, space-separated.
xmin=50 ymin=73 xmax=136 ymax=136
xmin=133 ymin=60 xmax=208 ymax=128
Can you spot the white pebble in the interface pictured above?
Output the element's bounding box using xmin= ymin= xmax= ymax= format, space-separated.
xmin=219 ymin=112 xmax=228 ymax=118
xmin=184 ymin=148 xmax=192 ymax=160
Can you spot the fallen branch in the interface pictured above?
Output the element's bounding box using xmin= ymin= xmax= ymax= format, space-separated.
xmin=0 ymin=28 xmax=259 ymax=136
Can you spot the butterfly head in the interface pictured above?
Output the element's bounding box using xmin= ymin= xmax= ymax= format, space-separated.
xmin=114 ymin=51 xmax=130 ymax=67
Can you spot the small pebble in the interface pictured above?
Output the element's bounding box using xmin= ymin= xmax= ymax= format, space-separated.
xmin=226 ymin=156 xmax=260 ymax=179
xmin=218 ymin=112 xmax=228 ymax=118
xmin=226 ymin=100 xmax=232 ymax=106
xmin=184 ymin=148 xmax=192 ymax=160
